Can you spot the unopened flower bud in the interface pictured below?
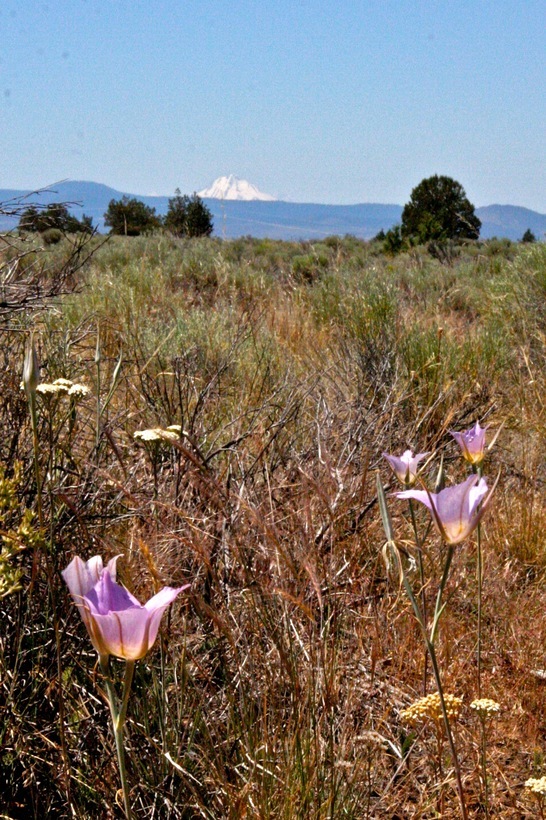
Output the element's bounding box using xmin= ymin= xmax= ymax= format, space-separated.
xmin=23 ymin=335 xmax=40 ymax=399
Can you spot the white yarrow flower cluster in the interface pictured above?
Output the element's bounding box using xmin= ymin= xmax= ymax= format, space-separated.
xmin=525 ymin=776 xmax=546 ymax=795
xmin=470 ymin=698 xmax=501 ymax=718
xmin=134 ymin=426 xmax=183 ymax=443
xmin=25 ymin=377 xmax=90 ymax=398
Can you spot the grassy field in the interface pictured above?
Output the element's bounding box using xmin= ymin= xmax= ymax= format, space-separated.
xmin=1 ymin=231 xmax=546 ymax=818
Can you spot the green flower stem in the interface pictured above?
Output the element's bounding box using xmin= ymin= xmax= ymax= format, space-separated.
xmin=476 ymin=463 xmax=483 ymax=699
xmin=25 ymin=379 xmax=71 ymax=802
xmin=479 ymin=716 xmax=490 ymax=819
xmin=476 ymin=521 xmax=483 ymax=698
xmin=99 ymin=656 xmax=135 ymax=820
xmin=408 ymin=497 xmax=429 ymax=693
xmin=27 ymin=391 xmax=43 ymax=548
xmin=95 ymin=329 xmax=102 ymax=460
xmin=424 ymin=634 xmax=468 ymax=820
xmin=395 ymin=544 xmax=467 ymax=820
xmin=376 ymin=474 xmax=467 ymax=818
xmin=117 ymin=660 xmax=135 ymax=731
xmin=430 ymin=544 xmax=454 ymax=645
xmin=26 ymin=390 xmax=44 ymax=600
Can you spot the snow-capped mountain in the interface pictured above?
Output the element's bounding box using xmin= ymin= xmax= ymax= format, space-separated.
xmin=198 ymin=175 xmax=276 ymax=201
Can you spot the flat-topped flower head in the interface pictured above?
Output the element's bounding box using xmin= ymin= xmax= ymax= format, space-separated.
xmin=156 ymin=428 xmax=180 ymax=442
xmin=134 ymin=428 xmax=164 ymax=442
xmin=382 ymin=449 xmax=430 ymax=487
xmin=32 ymin=378 xmax=89 ymax=398
xmin=134 ymin=427 xmax=180 ymax=443
xmin=525 ymin=777 xmax=546 ymax=796
xmin=401 ymin=692 xmax=463 ymax=725
xmin=36 ymin=382 xmax=67 ymax=395
xmin=62 ymin=554 xmax=189 ymax=661
xmin=396 ymin=473 xmax=495 ymax=545
xmin=451 ymin=421 xmax=488 ymax=466
xmin=470 ymin=698 xmax=501 ymax=718
xmin=68 ymin=383 xmax=91 ymax=398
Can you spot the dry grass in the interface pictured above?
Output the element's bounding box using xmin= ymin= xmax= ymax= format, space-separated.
xmin=1 ymin=234 xmax=546 ymax=818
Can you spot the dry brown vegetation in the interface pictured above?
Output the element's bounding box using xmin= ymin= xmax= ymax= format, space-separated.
xmin=1 ymin=231 xmax=546 ymax=818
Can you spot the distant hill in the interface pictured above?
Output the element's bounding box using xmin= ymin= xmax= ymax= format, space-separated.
xmin=475 ymin=204 xmax=546 ymax=242
xmin=0 ymin=181 xmax=544 ymax=241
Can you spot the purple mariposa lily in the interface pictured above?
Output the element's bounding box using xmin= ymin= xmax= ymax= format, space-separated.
xmin=395 ymin=473 xmax=495 ymax=545
xmin=62 ymin=555 xmax=189 ymax=660
xmin=383 ymin=449 xmax=430 ymax=486
xmin=450 ymin=421 xmax=488 ymax=466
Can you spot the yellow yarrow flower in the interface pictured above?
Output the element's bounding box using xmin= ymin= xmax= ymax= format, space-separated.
xmin=400 ymin=692 xmax=463 ymax=724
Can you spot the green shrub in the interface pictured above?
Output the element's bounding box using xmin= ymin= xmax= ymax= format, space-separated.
xmin=291 ymin=252 xmax=329 ymax=283
xmin=42 ymin=228 xmax=63 ymax=245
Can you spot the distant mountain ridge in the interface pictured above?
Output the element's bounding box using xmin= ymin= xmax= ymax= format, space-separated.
xmin=0 ymin=180 xmax=544 ymax=241
xmin=473 ymin=204 xmax=546 ymax=241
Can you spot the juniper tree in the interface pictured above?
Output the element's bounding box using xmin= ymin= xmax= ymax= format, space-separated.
xmin=401 ymin=175 xmax=481 ymax=243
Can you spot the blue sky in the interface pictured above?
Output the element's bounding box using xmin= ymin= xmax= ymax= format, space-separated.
xmin=1 ymin=1 xmax=544 ymax=210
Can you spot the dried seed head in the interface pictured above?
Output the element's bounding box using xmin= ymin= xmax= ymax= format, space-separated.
xmin=137 ymin=537 xmax=163 ymax=594
xmin=356 ymin=730 xmax=388 ymax=748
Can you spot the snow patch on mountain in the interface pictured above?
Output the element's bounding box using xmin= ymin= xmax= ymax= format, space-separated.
xmin=198 ymin=175 xmax=276 ymax=201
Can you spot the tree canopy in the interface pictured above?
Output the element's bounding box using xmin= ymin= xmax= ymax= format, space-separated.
xmin=520 ymin=228 xmax=536 ymax=243
xmin=19 ymin=203 xmax=93 ymax=234
xmin=104 ymin=196 xmax=161 ymax=236
xmin=164 ymin=190 xmax=213 ymax=238
xmin=401 ymin=175 xmax=481 ymax=243
xmin=104 ymin=192 xmax=213 ymax=237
